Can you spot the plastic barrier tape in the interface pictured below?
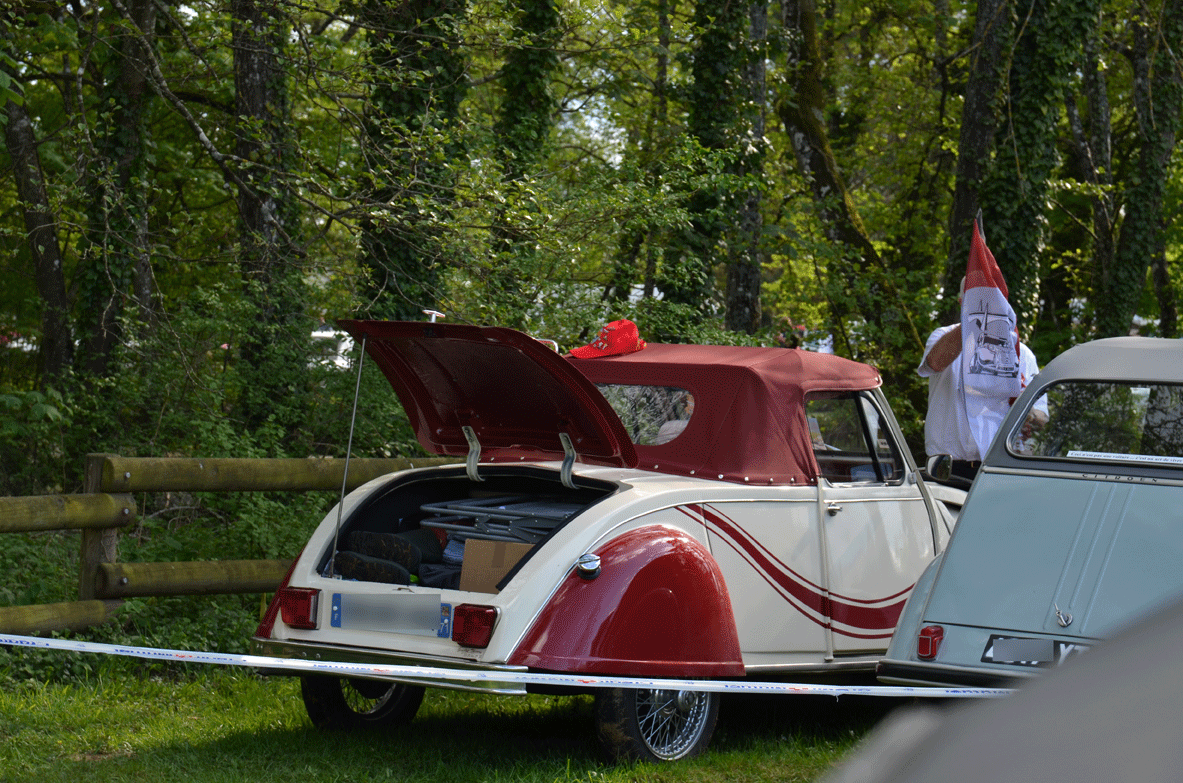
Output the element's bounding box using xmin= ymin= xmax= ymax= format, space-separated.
xmin=0 ymin=633 xmax=1011 ymax=699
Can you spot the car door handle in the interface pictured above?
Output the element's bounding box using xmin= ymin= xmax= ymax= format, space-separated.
xmin=826 ymin=502 xmax=842 ymax=516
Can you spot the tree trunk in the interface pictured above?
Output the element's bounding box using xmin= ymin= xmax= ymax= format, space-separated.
xmin=1065 ymin=22 xmax=1116 ymax=335
xmin=777 ymin=0 xmax=922 ymax=368
xmin=357 ymin=0 xmax=467 ymax=321
xmin=1102 ymin=0 xmax=1183 ymax=338
xmin=942 ymin=0 xmax=1010 ymax=324
xmin=980 ymin=0 xmax=1100 ymax=334
xmin=75 ymin=0 xmax=158 ymax=376
xmin=605 ymin=0 xmax=670 ymax=307
xmin=489 ymin=0 xmax=562 ymax=327
xmin=232 ymin=0 xmax=310 ymax=433
xmin=724 ymin=0 xmax=768 ymax=335
xmin=3 ymin=60 xmax=74 ymax=385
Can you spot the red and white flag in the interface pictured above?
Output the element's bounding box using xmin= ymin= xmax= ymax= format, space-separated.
xmin=960 ymin=219 xmax=1022 ymax=456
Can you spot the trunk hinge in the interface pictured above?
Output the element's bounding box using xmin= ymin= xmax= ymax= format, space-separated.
xmin=462 ymin=426 xmax=485 ymax=483
xmin=463 ymin=426 xmax=577 ymax=489
xmin=559 ymin=432 xmax=577 ymax=489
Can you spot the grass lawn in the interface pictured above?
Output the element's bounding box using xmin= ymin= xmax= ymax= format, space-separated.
xmin=0 ymin=667 xmax=903 ymax=783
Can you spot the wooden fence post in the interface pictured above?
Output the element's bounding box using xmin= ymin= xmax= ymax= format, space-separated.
xmin=79 ymin=453 xmax=121 ymax=600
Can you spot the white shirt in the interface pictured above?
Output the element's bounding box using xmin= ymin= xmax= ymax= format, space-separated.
xmin=918 ymin=324 xmax=1041 ymax=460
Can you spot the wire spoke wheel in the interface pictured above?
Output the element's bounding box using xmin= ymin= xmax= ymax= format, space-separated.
xmin=595 ymin=686 xmax=720 ymax=762
xmin=636 ymin=689 xmax=713 ymax=758
xmin=300 ymin=675 xmax=425 ymax=730
xmin=341 ymin=677 xmax=398 ymax=716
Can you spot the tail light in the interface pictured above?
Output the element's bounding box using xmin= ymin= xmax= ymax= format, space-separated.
xmin=255 ymin=552 xmax=303 ymax=638
xmin=452 ymin=604 xmax=498 ymax=648
xmin=278 ymin=587 xmax=320 ymax=630
xmin=917 ymin=625 xmax=945 ymax=660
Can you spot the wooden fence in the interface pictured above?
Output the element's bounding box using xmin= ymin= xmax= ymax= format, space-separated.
xmin=0 ymin=453 xmax=458 ymax=635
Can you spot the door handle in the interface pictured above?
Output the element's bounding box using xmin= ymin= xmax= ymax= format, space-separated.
xmin=826 ymin=502 xmax=841 ymax=516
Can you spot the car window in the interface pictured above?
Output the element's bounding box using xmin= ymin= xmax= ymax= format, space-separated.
xmin=806 ymin=392 xmax=904 ymax=483
xmin=595 ymin=384 xmax=695 ymax=446
xmin=1014 ymin=381 xmax=1183 ymax=467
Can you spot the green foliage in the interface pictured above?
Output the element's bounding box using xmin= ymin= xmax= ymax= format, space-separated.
xmin=0 ymin=389 xmax=70 ymax=495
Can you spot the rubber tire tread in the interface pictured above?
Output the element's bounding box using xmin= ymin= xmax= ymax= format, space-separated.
xmin=300 ymin=675 xmax=425 ymax=730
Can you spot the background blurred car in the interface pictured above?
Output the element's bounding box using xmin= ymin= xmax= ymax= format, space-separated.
xmin=253 ymin=321 xmax=964 ymax=762
xmin=879 ymin=336 xmax=1183 ymax=689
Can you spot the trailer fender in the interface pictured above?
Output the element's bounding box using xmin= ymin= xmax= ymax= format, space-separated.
xmin=507 ymin=525 xmax=744 ymax=677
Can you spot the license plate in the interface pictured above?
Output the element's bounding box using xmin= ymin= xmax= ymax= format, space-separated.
xmin=981 ymin=634 xmax=1090 ymax=667
xmin=330 ymin=592 xmax=442 ymax=636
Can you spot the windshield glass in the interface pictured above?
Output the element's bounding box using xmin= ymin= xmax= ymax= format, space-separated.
xmin=596 ymin=384 xmax=694 ymax=446
xmin=1013 ymin=381 xmax=1183 ymax=467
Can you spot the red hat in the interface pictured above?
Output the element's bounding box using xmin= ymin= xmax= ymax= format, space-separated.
xmin=568 ymin=319 xmax=646 ymax=359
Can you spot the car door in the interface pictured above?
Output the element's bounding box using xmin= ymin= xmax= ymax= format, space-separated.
xmin=807 ymin=391 xmax=937 ymax=655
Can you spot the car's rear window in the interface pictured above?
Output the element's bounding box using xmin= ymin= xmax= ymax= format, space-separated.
xmin=1012 ymin=381 xmax=1183 ymax=467
xmin=595 ymin=384 xmax=694 ymax=446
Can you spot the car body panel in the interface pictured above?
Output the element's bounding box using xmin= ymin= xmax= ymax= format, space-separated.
xmin=507 ymin=524 xmax=744 ymax=676
xmin=880 ymin=336 xmax=1183 ymax=688
xmin=926 ymin=472 xmax=1183 ymax=638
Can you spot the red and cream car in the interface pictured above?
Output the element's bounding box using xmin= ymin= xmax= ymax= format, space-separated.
xmin=253 ymin=321 xmax=963 ymax=761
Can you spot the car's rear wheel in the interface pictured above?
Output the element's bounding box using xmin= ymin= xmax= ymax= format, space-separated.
xmin=594 ymin=687 xmax=720 ymax=762
xmin=300 ymin=674 xmax=425 ymax=729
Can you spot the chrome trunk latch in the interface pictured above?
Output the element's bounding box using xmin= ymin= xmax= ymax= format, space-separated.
xmin=462 ymin=426 xmax=485 ymax=483
xmin=559 ymin=432 xmax=577 ymax=489
xmin=1054 ymin=602 xmax=1073 ymax=628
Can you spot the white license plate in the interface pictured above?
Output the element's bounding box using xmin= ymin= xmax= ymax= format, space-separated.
xmin=330 ymin=592 xmax=442 ymax=636
xmin=982 ymin=634 xmax=1090 ymax=667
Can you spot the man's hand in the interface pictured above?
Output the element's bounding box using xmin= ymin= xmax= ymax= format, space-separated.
xmin=925 ymin=325 xmax=962 ymax=372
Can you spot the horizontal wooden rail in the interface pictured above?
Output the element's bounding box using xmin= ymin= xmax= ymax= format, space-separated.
xmin=1 ymin=454 xmax=466 ymax=635
xmin=94 ymin=559 xmax=293 ymax=598
xmin=0 ymin=493 xmax=136 ymax=533
xmin=96 ymin=456 xmax=461 ymax=493
xmin=0 ymin=600 xmax=124 ymax=635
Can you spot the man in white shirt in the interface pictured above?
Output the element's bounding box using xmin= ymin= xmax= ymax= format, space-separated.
xmin=919 ymin=316 xmax=1047 ymax=480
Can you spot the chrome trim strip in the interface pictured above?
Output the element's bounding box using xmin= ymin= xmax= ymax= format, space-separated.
xmin=250 ymin=637 xmax=529 ymax=694
xmin=743 ymin=658 xmax=880 ymax=675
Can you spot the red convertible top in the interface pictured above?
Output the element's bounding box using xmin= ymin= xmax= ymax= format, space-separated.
xmin=570 ymin=343 xmax=881 ymax=486
xmin=339 ymin=320 xmax=881 ymax=486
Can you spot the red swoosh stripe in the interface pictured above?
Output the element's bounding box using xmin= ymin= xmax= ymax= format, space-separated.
xmin=679 ymin=504 xmax=909 ymax=639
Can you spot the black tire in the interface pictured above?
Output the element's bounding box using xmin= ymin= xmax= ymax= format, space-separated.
xmin=300 ymin=675 xmax=425 ymax=730
xmin=594 ymin=687 xmax=720 ymax=762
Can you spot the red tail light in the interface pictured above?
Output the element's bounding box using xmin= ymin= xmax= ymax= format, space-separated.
xmin=452 ymin=604 xmax=498 ymax=648
xmin=278 ymin=587 xmax=319 ymax=630
xmin=255 ymin=553 xmax=303 ymax=638
xmin=917 ymin=625 xmax=944 ymax=660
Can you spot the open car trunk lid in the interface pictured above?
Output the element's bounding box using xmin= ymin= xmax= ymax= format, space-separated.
xmin=338 ymin=320 xmax=637 ymax=470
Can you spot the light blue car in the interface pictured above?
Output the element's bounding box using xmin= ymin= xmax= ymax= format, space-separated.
xmin=879 ymin=336 xmax=1183 ymax=688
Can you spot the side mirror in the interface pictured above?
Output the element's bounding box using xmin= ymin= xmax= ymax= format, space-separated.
xmin=926 ymin=454 xmax=952 ymax=482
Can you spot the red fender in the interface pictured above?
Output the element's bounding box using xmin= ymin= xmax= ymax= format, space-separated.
xmin=507 ymin=525 xmax=745 ymax=677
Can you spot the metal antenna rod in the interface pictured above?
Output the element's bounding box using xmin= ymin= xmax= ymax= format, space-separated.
xmin=328 ymin=333 xmax=367 ymax=578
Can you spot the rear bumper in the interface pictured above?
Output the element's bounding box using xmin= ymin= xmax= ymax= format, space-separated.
xmin=875 ymin=657 xmax=1033 ymax=690
xmin=250 ymin=636 xmax=530 ymax=694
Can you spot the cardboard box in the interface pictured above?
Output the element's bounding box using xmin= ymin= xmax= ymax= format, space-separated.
xmin=458 ymin=539 xmax=534 ymax=593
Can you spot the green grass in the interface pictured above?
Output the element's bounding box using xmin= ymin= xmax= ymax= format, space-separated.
xmin=0 ymin=669 xmax=896 ymax=783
